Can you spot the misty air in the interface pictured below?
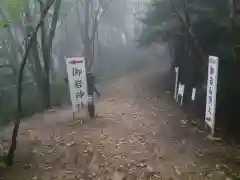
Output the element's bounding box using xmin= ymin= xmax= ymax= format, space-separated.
xmin=0 ymin=0 xmax=240 ymax=179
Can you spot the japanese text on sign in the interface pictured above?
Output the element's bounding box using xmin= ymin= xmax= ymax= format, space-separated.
xmin=66 ymin=57 xmax=88 ymax=113
xmin=205 ymin=56 xmax=219 ymax=133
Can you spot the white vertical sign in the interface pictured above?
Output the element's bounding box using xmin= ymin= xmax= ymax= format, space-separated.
xmin=174 ymin=67 xmax=179 ymax=100
xmin=192 ymin=88 xmax=196 ymax=101
xmin=66 ymin=57 xmax=88 ymax=114
xmin=177 ymin=83 xmax=185 ymax=106
xmin=205 ymin=56 xmax=219 ymax=135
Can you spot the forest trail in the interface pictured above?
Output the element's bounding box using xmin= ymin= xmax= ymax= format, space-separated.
xmin=1 ymin=59 xmax=240 ymax=180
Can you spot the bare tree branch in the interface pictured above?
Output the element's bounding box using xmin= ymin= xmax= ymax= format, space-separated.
xmin=169 ymin=0 xmax=206 ymax=67
xmin=90 ymin=0 xmax=113 ymax=42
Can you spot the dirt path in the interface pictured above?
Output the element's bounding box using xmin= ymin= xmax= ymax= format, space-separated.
xmin=1 ymin=61 xmax=240 ymax=180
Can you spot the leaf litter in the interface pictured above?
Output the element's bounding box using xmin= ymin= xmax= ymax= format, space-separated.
xmin=1 ymin=70 xmax=240 ymax=180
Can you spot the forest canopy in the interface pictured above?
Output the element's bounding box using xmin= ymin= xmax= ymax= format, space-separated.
xmin=139 ymin=0 xmax=240 ymax=132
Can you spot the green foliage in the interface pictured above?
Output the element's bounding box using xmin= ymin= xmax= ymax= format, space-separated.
xmin=138 ymin=0 xmax=176 ymax=46
xmin=0 ymin=82 xmax=70 ymax=125
xmin=0 ymin=0 xmax=29 ymax=24
xmin=0 ymin=20 xmax=11 ymax=28
xmin=140 ymin=0 xmax=240 ymax=132
xmin=139 ymin=0 xmax=231 ymax=46
xmin=0 ymin=0 xmax=67 ymax=127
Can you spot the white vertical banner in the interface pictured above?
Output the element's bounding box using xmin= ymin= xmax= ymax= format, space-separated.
xmin=66 ymin=57 xmax=88 ymax=114
xmin=174 ymin=67 xmax=179 ymax=100
xmin=192 ymin=88 xmax=196 ymax=101
xmin=177 ymin=83 xmax=185 ymax=106
xmin=205 ymin=56 xmax=219 ymax=135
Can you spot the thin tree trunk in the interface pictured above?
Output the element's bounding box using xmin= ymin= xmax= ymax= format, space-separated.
xmin=41 ymin=0 xmax=62 ymax=109
xmin=83 ymin=0 xmax=91 ymax=71
xmin=6 ymin=0 xmax=56 ymax=166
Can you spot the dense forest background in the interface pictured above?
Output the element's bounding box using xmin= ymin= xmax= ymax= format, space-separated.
xmin=139 ymin=0 xmax=240 ymax=137
xmin=1 ymin=0 xmax=240 ymax=138
xmin=1 ymin=0 xmax=240 ymax=168
xmin=0 ymin=0 xmax=154 ymax=166
xmin=0 ymin=0 xmax=147 ymax=125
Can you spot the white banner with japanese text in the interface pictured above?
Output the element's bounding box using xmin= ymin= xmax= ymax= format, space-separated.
xmin=66 ymin=57 xmax=88 ymax=113
xmin=205 ymin=56 xmax=219 ymax=133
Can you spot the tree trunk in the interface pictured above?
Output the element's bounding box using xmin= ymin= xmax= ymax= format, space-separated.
xmin=40 ymin=0 xmax=62 ymax=109
xmin=84 ymin=40 xmax=94 ymax=71
xmin=83 ymin=0 xmax=91 ymax=71
xmin=5 ymin=0 xmax=56 ymax=166
xmin=43 ymin=53 xmax=51 ymax=109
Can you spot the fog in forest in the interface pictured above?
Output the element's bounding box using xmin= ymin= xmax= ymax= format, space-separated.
xmin=0 ymin=0 xmax=171 ymax=123
xmin=51 ymin=0 xmax=170 ymax=96
xmin=2 ymin=0 xmax=240 ymax=177
xmin=54 ymin=0 xmax=146 ymax=80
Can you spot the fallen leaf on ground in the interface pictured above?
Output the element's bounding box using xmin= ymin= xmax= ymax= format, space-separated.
xmin=191 ymin=162 xmax=197 ymax=167
xmin=137 ymin=162 xmax=147 ymax=168
xmin=180 ymin=120 xmax=188 ymax=125
xmin=47 ymin=148 xmax=56 ymax=154
xmin=23 ymin=164 xmax=32 ymax=169
xmin=204 ymin=170 xmax=226 ymax=180
xmin=196 ymin=150 xmax=204 ymax=157
xmin=68 ymin=132 xmax=77 ymax=136
xmin=191 ymin=120 xmax=197 ymax=125
xmin=113 ymin=171 xmax=125 ymax=180
xmin=164 ymin=120 xmax=168 ymax=125
xmin=67 ymin=141 xmax=77 ymax=147
xmin=43 ymin=166 xmax=53 ymax=170
xmin=146 ymin=165 xmax=154 ymax=172
xmin=173 ymin=166 xmax=181 ymax=175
